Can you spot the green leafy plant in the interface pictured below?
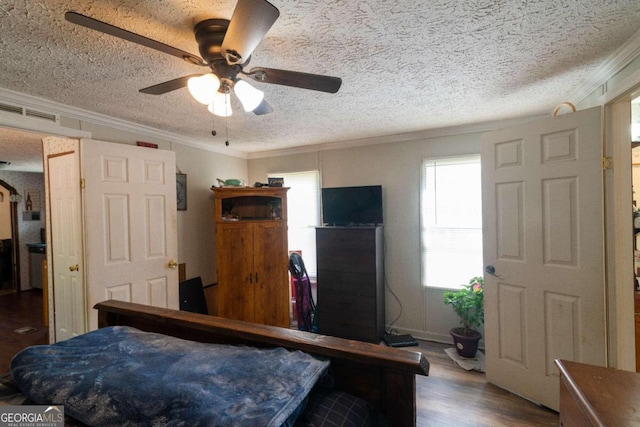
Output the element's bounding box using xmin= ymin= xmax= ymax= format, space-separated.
xmin=443 ymin=276 xmax=484 ymax=335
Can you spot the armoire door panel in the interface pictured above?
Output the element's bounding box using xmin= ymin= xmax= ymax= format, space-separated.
xmin=253 ymin=222 xmax=288 ymax=327
xmin=217 ymin=223 xmax=255 ymax=322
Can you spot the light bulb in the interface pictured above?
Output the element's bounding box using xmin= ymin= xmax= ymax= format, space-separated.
xmin=208 ymin=91 xmax=232 ymax=117
xmin=234 ymin=80 xmax=264 ymax=112
xmin=187 ymin=74 xmax=220 ymax=105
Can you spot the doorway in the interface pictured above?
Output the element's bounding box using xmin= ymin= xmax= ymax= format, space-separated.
xmin=0 ymin=179 xmax=19 ymax=295
xmin=0 ymin=129 xmax=49 ymax=368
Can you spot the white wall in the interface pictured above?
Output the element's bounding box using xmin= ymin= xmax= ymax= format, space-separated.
xmin=249 ymin=132 xmax=484 ymax=342
xmin=172 ymin=142 xmax=247 ymax=286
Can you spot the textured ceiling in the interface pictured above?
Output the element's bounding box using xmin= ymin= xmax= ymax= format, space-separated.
xmin=0 ymin=0 xmax=639 ymax=162
xmin=0 ymin=128 xmax=47 ymax=172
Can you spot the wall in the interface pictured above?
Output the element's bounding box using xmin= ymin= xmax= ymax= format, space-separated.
xmin=248 ymin=35 xmax=640 ymax=347
xmin=172 ymin=142 xmax=247 ymax=286
xmin=0 ymin=171 xmax=45 ymax=290
xmin=248 ymin=132 xmax=483 ymax=342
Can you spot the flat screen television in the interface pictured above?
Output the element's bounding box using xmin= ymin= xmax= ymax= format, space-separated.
xmin=321 ymin=185 xmax=383 ymax=226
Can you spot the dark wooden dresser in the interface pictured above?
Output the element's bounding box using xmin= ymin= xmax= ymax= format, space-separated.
xmin=555 ymin=359 xmax=640 ymax=426
xmin=316 ymin=226 xmax=384 ymax=343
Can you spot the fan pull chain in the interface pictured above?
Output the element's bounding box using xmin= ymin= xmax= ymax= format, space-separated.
xmin=225 ymin=116 xmax=229 ymax=146
xmin=225 ymin=95 xmax=230 ymax=146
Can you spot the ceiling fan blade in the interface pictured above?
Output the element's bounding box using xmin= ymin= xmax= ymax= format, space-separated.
xmin=65 ymin=11 xmax=206 ymax=66
xmin=248 ymin=67 xmax=342 ymax=93
xmin=139 ymin=74 xmax=204 ymax=95
xmin=220 ymin=0 xmax=280 ymax=65
xmin=253 ymin=99 xmax=273 ymax=115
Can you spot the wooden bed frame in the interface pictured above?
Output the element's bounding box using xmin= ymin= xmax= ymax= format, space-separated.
xmin=96 ymin=300 xmax=429 ymax=426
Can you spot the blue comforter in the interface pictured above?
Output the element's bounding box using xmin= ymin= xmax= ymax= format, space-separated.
xmin=11 ymin=326 xmax=329 ymax=426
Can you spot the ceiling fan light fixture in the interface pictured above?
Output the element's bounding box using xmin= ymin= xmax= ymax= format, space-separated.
xmin=208 ymin=90 xmax=232 ymax=117
xmin=234 ymin=80 xmax=264 ymax=112
xmin=187 ymin=74 xmax=221 ymax=105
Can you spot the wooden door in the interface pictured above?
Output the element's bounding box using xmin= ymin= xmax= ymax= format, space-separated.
xmin=481 ymin=106 xmax=605 ymax=410
xmin=82 ymin=139 xmax=179 ymax=331
xmin=217 ymin=221 xmax=255 ymax=322
xmin=48 ymin=149 xmax=86 ymax=341
xmin=253 ymin=222 xmax=289 ymax=327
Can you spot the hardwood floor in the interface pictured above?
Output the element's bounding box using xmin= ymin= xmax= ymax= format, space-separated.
xmin=0 ymin=294 xmax=558 ymax=425
xmin=0 ymin=290 xmax=48 ymax=373
xmin=415 ymin=340 xmax=558 ymax=426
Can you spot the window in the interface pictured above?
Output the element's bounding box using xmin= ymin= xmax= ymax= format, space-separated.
xmin=421 ymin=155 xmax=483 ymax=289
xmin=268 ymin=171 xmax=320 ymax=276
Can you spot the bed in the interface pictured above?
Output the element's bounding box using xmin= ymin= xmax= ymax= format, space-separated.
xmin=4 ymin=300 xmax=429 ymax=426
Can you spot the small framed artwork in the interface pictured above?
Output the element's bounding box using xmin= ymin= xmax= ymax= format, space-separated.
xmin=268 ymin=177 xmax=284 ymax=187
xmin=176 ymin=173 xmax=187 ymax=211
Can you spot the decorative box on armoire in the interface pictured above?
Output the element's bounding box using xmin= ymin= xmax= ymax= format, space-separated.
xmin=316 ymin=226 xmax=385 ymax=343
xmin=211 ymin=187 xmax=289 ymax=328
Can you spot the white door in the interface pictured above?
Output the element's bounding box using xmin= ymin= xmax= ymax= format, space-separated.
xmin=48 ymin=149 xmax=86 ymax=341
xmin=81 ymin=139 xmax=179 ymax=331
xmin=481 ymin=106 xmax=606 ymax=410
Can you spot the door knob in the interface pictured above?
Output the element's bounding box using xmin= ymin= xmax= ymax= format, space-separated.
xmin=485 ymin=265 xmax=502 ymax=278
xmin=69 ymin=264 xmax=79 ymax=272
xmin=168 ymin=260 xmax=178 ymax=269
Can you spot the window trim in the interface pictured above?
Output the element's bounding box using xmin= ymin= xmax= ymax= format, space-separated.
xmin=420 ymin=154 xmax=483 ymax=290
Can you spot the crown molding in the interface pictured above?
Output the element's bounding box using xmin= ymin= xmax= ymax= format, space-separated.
xmin=247 ymin=114 xmax=546 ymax=159
xmin=569 ymin=28 xmax=640 ymax=105
xmin=0 ymin=87 xmax=247 ymax=159
xmin=0 ymin=110 xmax=91 ymax=139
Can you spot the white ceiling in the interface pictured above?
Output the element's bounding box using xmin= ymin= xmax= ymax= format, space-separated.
xmin=0 ymin=128 xmax=47 ymax=173
xmin=0 ymin=0 xmax=639 ymax=170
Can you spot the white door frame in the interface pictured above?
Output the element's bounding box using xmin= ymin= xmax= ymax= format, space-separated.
xmin=604 ymin=87 xmax=638 ymax=371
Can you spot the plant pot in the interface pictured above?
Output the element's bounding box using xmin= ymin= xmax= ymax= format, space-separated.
xmin=450 ymin=327 xmax=481 ymax=358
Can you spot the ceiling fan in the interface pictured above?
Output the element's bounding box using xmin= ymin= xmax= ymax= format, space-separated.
xmin=65 ymin=0 xmax=342 ymax=117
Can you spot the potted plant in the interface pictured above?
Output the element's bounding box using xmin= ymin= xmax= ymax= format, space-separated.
xmin=443 ymin=276 xmax=484 ymax=358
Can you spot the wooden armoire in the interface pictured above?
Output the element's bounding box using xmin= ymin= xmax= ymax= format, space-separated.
xmin=211 ymin=187 xmax=289 ymax=327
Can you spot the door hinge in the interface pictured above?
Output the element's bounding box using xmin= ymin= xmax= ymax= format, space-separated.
xmin=80 ymin=178 xmax=85 ymax=188
xmin=602 ymin=156 xmax=613 ymax=170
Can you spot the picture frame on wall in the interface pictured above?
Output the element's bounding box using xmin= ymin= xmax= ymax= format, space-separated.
xmin=176 ymin=173 xmax=187 ymax=211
